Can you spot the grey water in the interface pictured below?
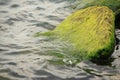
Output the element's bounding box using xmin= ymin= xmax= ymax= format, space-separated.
xmin=0 ymin=0 xmax=120 ymax=80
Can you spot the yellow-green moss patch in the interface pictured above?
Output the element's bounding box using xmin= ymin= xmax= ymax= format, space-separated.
xmin=54 ymin=6 xmax=115 ymax=59
xmin=36 ymin=6 xmax=115 ymax=61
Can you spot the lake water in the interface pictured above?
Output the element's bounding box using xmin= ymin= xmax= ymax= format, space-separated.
xmin=0 ymin=0 xmax=120 ymax=80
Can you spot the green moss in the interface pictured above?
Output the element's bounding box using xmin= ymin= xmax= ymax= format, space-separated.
xmin=48 ymin=59 xmax=65 ymax=65
xmin=52 ymin=6 xmax=115 ymax=59
xmin=47 ymin=51 xmax=65 ymax=58
xmin=34 ymin=31 xmax=54 ymax=37
xmin=35 ymin=6 xmax=115 ymax=63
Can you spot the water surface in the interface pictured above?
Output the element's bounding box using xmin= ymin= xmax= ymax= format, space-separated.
xmin=0 ymin=0 xmax=120 ymax=80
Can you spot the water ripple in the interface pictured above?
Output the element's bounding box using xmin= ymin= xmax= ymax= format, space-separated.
xmin=0 ymin=0 xmax=120 ymax=80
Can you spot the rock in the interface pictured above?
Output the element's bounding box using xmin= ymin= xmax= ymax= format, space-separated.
xmin=53 ymin=6 xmax=115 ymax=60
xmin=35 ymin=6 xmax=115 ymax=61
xmin=72 ymin=0 xmax=120 ymax=31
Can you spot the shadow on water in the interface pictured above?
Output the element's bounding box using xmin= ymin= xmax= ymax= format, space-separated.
xmin=115 ymin=12 xmax=120 ymax=29
xmin=10 ymin=4 xmax=20 ymax=8
xmin=90 ymin=57 xmax=115 ymax=66
xmin=0 ymin=0 xmax=11 ymax=6
xmin=32 ymin=22 xmax=56 ymax=30
xmin=0 ymin=76 xmax=11 ymax=80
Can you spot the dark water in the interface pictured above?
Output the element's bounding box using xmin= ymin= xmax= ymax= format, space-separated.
xmin=0 ymin=0 xmax=120 ymax=80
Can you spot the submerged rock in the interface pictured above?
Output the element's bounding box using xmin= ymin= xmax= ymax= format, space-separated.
xmin=36 ymin=6 xmax=115 ymax=61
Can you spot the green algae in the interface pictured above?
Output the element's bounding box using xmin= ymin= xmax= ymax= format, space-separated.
xmin=35 ymin=6 xmax=115 ymax=63
xmin=34 ymin=31 xmax=54 ymax=37
xmin=53 ymin=6 xmax=115 ymax=59
xmin=72 ymin=0 xmax=120 ymax=29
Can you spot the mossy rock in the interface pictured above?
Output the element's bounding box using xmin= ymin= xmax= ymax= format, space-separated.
xmin=37 ymin=6 xmax=115 ymax=60
xmin=73 ymin=0 xmax=120 ymax=28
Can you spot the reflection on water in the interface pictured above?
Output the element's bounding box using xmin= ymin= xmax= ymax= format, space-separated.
xmin=0 ymin=0 xmax=120 ymax=80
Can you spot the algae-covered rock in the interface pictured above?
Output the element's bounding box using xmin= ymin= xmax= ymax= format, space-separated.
xmin=36 ymin=6 xmax=115 ymax=61
xmin=73 ymin=0 xmax=120 ymax=29
xmin=46 ymin=6 xmax=115 ymax=60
